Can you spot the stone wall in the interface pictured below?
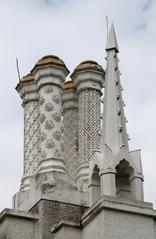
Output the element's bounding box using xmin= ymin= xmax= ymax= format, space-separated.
xmin=30 ymin=199 xmax=87 ymax=239
xmin=83 ymin=209 xmax=154 ymax=239
xmin=0 ymin=209 xmax=39 ymax=239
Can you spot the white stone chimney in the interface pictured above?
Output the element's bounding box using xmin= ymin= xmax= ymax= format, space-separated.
xmin=62 ymin=80 xmax=79 ymax=183
xmin=16 ymin=74 xmax=39 ymax=191
xmin=71 ymin=61 xmax=105 ymax=191
xmin=31 ymin=55 xmax=70 ymax=182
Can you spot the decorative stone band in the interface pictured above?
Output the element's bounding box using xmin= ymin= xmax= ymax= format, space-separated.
xmin=36 ymin=157 xmax=66 ymax=174
xmin=16 ymin=74 xmax=39 ymax=104
xmin=62 ymin=81 xmax=78 ymax=111
xmin=31 ymin=55 xmax=69 ymax=91
xmin=71 ymin=60 xmax=105 ymax=93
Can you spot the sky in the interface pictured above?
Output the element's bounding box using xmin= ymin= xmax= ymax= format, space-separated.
xmin=0 ymin=0 xmax=156 ymax=211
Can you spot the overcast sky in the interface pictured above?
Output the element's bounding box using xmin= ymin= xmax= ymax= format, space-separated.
xmin=0 ymin=0 xmax=156 ymax=211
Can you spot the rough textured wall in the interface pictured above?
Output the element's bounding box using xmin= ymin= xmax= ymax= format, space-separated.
xmin=54 ymin=227 xmax=82 ymax=239
xmin=154 ymin=220 xmax=156 ymax=239
xmin=0 ymin=217 xmax=35 ymax=239
xmin=30 ymin=199 xmax=87 ymax=239
xmin=82 ymin=209 xmax=155 ymax=239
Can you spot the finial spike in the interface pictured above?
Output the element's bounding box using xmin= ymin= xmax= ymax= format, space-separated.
xmin=106 ymin=23 xmax=119 ymax=52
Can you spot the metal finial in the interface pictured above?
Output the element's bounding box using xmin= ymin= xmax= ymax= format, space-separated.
xmin=16 ymin=58 xmax=21 ymax=82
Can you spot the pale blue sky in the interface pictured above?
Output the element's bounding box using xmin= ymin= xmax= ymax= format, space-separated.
xmin=0 ymin=0 xmax=156 ymax=210
xmin=44 ymin=0 xmax=67 ymax=6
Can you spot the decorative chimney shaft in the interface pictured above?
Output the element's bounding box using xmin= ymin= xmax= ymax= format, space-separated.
xmin=16 ymin=74 xmax=39 ymax=191
xmin=62 ymin=81 xmax=79 ymax=183
xmin=71 ymin=61 xmax=105 ymax=190
xmin=32 ymin=55 xmax=69 ymax=176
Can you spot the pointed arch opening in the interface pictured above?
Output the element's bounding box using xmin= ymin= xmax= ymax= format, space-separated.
xmin=115 ymin=159 xmax=134 ymax=199
xmin=90 ymin=165 xmax=101 ymax=204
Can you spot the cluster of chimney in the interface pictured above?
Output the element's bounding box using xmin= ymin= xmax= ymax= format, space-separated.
xmin=16 ymin=55 xmax=105 ymax=192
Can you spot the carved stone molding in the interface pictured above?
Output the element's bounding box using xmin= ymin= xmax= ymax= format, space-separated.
xmin=54 ymin=148 xmax=61 ymax=157
xmin=45 ymin=102 xmax=54 ymax=112
xmin=40 ymin=96 xmax=45 ymax=105
xmin=53 ymin=131 xmax=61 ymax=141
xmin=44 ymin=85 xmax=53 ymax=94
xmin=52 ymin=112 xmax=61 ymax=122
xmin=45 ymin=139 xmax=55 ymax=149
xmin=40 ymin=113 xmax=46 ymax=124
xmin=41 ymin=150 xmax=47 ymax=159
xmin=53 ymin=95 xmax=60 ymax=104
xmin=45 ymin=120 xmax=54 ymax=130
xmin=41 ymin=131 xmax=47 ymax=142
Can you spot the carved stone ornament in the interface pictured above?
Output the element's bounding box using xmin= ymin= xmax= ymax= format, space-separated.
xmin=52 ymin=112 xmax=61 ymax=122
xmin=53 ymin=131 xmax=61 ymax=141
xmin=41 ymin=132 xmax=47 ymax=142
xmin=45 ymin=139 xmax=55 ymax=149
xmin=54 ymin=148 xmax=61 ymax=158
xmin=44 ymin=85 xmax=53 ymax=94
xmin=53 ymin=95 xmax=60 ymax=104
xmin=40 ymin=96 xmax=45 ymax=105
xmin=41 ymin=150 xmax=47 ymax=159
xmin=45 ymin=102 xmax=54 ymax=112
xmin=61 ymin=142 xmax=64 ymax=152
xmin=60 ymin=124 xmax=64 ymax=133
xmin=40 ymin=113 xmax=46 ymax=124
xmin=45 ymin=120 xmax=54 ymax=130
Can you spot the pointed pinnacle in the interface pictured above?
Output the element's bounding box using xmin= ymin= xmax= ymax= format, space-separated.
xmin=106 ymin=23 xmax=119 ymax=53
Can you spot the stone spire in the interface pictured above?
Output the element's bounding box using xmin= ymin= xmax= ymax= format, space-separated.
xmin=106 ymin=24 xmax=119 ymax=53
xmin=89 ymin=24 xmax=144 ymax=204
xmin=101 ymin=23 xmax=129 ymax=154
